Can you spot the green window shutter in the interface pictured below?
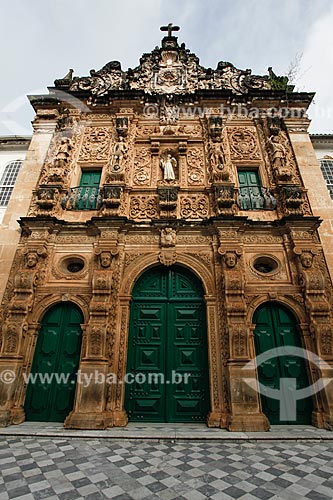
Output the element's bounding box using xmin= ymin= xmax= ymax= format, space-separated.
xmin=237 ymin=169 xmax=264 ymax=210
xmin=74 ymin=170 xmax=101 ymax=210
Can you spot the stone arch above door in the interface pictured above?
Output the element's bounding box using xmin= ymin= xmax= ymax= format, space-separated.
xmin=120 ymin=253 xmax=216 ymax=297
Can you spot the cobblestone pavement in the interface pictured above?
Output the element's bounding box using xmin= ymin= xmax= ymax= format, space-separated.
xmin=1 ymin=436 xmax=333 ymax=500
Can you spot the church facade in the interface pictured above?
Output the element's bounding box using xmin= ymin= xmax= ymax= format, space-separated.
xmin=0 ymin=26 xmax=333 ymax=431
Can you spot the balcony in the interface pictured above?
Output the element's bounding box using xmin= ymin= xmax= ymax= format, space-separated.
xmin=61 ymin=186 xmax=102 ymax=210
xmin=237 ymin=186 xmax=277 ymax=211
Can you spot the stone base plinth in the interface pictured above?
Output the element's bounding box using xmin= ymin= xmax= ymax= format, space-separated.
xmin=64 ymin=411 xmax=113 ymax=430
xmin=111 ymin=410 xmax=128 ymax=427
xmin=207 ymin=411 xmax=228 ymax=428
xmin=227 ymin=413 xmax=270 ymax=432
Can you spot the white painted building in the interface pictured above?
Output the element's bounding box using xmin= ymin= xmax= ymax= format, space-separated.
xmin=0 ymin=136 xmax=31 ymax=223
xmin=310 ymin=134 xmax=333 ymax=200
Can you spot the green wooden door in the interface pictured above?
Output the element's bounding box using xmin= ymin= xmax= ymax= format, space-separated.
xmin=125 ymin=266 xmax=210 ymax=422
xmin=253 ymin=303 xmax=313 ymax=424
xmin=25 ymin=303 xmax=83 ymax=422
xmin=76 ymin=170 xmax=101 ymax=209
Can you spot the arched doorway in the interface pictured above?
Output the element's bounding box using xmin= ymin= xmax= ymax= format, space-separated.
xmin=253 ymin=302 xmax=313 ymax=424
xmin=125 ymin=265 xmax=210 ymax=422
xmin=25 ymin=302 xmax=83 ymax=422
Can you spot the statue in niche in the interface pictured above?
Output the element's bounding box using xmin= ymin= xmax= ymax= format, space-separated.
xmin=269 ymin=135 xmax=286 ymax=170
xmin=209 ymin=144 xmax=229 ymax=182
xmin=160 ymin=154 xmax=177 ymax=181
xmin=54 ymin=137 xmax=72 ymax=168
xmin=268 ymin=134 xmax=293 ymax=180
xmin=112 ymin=136 xmax=127 ymax=172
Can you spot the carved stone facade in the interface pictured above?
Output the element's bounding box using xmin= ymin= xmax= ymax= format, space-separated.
xmin=0 ymin=26 xmax=333 ymax=432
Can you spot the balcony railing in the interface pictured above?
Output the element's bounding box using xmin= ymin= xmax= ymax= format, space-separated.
xmin=61 ymin=186 xmax=102 ymax=210
xmin=237 ymin=186 xmax=277 ymax=210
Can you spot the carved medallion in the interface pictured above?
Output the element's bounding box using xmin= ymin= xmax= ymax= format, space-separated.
xmin=228 ymin=128 xmax=260 ymax=158
xmin=79 ymin=127 xmax=112 ymax=160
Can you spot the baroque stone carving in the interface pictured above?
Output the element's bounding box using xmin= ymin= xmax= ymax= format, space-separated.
xmin=23 ymin=247 xmax=48 ymax=268
xmin=180 ymin=195 xmax=209 ymax=219
xmin=187 ymin=147 xmax=204 ymax=185
xmin=208 ymin=117 xmax=223 ymax=142
xmin=208 ymin=143 xmax=229 ymax=182
xmin=214 ymin=184 xmax=236 ymax=215
xmin=280 ymin=185 xmax=310 ymax=216
xmin=157 ymin=186 xmax=179 ymax=216
xmin=108 ymin=136 xmax=128 ymax=181
xmin=79 ymin=127 xmax=112 ymax=160
xmin=160 ymin=153 xmax=177 ymax=181
xmin=133 ymin=147 xmax=151 ymax=185
xmin=64 ymin=38 xmax=270 ymax=97
xmin=160 ymin=227 xmax=176 ymax=247
xmin=159 ymin=250 xmax=177 ymax=267
xmin=228 ymin=128 xmax=260 ymax=159
xmin=70 ymin=61 xmax=124 ymax=98
xmin=129 ymin=196 xmax=158 ymax=220
xmin=268 ymin=134 xmax=292 ymax=181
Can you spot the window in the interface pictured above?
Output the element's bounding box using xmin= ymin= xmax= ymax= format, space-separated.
xmin=320 ymin=159 xmax=333 ymax=200
xmin=0 ymin=160 xmax=23 ymax=206
xmin=66 ymin=170 xmax=102 ymax=210
xmin=238 ymin=170 xmax=264 ymax=210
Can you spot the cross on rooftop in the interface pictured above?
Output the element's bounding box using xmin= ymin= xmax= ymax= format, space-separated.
xmin=160 ymin=23 xmax=180 ymax=37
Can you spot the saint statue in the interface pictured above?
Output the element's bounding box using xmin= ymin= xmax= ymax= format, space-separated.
xmin=112 ymin=136 xmax=127 ymax=171
xmin=160 ymin=154 xmax=177 ymax=181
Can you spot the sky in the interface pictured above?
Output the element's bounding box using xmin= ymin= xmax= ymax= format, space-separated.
xmin=1 ymin=0 xmax=333 ymax=135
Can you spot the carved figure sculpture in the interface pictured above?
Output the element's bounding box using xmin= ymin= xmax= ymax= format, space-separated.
xmin=160 ymin=154 xmax=177 ymax=180
xmin=161 ymin=227 xmax=176 ymax=247
xmin=55 ymin=137 xmax=72 ymax=168
xmin=112 ymin=136 xmax=127 ymax=171
xmin=225 ymin=251 xmax=238 ymax=268
xmin=100 ymin=251 xmax=112 ymax=268
xmin=300 ymin=251 xmax=314 ymax=269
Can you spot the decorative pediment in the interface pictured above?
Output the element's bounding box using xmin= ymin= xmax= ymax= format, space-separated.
xmin=56 ymin=25 xmax=272 ymax=98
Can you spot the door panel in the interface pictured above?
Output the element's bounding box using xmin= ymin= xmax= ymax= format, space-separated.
xmin=125 ymin=266 xmax=209 ymax=423
xmin=25 ymin=303 xmax=83 ymax=423
xmin=254 ymin=303 xmax=313 ymax=424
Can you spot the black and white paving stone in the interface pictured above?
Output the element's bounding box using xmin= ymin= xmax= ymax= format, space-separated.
xmin=1 ymin=434 xmax=333 ymax=500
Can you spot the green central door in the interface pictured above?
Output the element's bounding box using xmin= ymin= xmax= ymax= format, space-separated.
xmin=125 ymin=266 xmax=210 ymax=422
xmin=25 ymin=303 xmax=83 ymax=422
xmin=253 ymin=303 xmax=313 ymax=424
